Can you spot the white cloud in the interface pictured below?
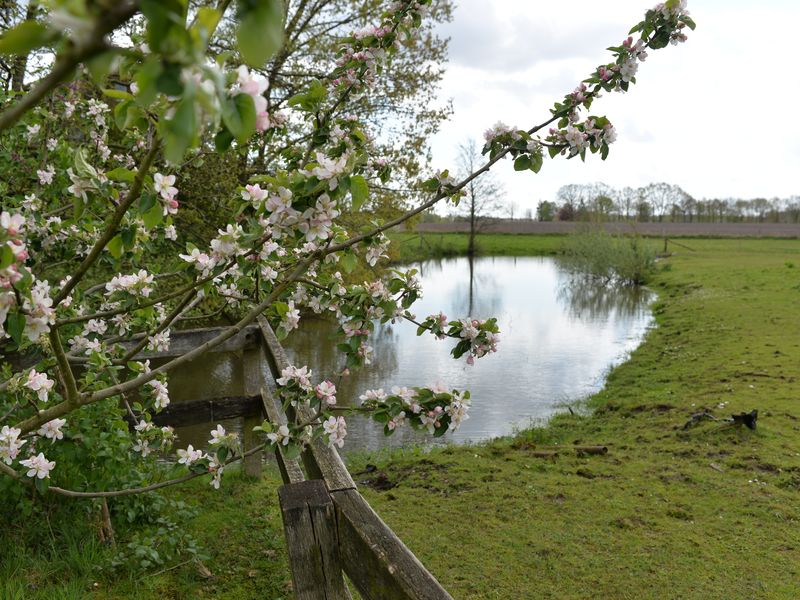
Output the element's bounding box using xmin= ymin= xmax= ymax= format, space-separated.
xmin=428 ymin=0 xmax=800 ymax=215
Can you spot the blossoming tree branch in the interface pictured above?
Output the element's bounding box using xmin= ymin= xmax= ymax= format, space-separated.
xmin=0 ymin=0 xmax=693 ymax=498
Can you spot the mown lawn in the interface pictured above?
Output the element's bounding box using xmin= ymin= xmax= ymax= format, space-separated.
xmin=3 ymin=236 xmax=800 ymax=599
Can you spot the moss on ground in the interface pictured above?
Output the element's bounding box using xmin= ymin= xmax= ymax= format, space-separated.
xmin=3 ymin=237 xmax=800 ymax=599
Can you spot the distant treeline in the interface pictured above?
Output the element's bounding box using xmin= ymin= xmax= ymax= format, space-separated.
xmin=538 ymin=183 xmax=800 ymax=224
xmin=423 ymin=182 xmax=800 ymax=224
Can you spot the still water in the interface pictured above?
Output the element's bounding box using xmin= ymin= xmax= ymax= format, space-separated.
xmin=170 ymin=256 xmax=654 ymax=452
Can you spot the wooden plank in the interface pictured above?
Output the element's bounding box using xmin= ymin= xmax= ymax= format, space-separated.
xmin=137 ymin=394 xmax=262 ymax=427
xmin=278 ymin=480 xmax=352 ymax=600
xmin=331 ymin=489 xmax=453 ymax=600
xmin=257 ymin=316 xmax=356 ymax=492
xmin=242 ymin=348 xmax=264 ymax=478
xmin=120 ymin=324 xmax=260 ymax=359
xmin=261 ymin=386 xmax=306 ymax=485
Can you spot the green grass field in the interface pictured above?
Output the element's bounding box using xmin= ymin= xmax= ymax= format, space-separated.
xmin=389 ymin=231 xmax=568 ymax=262
xmin=3 ymin=235 xmax=800 ymax=599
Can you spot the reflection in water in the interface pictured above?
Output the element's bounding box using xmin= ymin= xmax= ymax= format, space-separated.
xmin=171 ymin=256 xmax=654 ymax=453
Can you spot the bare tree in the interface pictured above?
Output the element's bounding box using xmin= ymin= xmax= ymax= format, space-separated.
xmin=455 ymin=139 xmax=504 ymax=255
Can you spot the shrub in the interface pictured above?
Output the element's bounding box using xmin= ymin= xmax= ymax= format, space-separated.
xmin=562 ymin=226 xmax=655 ymax=285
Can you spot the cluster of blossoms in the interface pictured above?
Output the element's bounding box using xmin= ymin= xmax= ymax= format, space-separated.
xmin=25 ymin=369 xmax=55 ymax=403
xmin=335 ymin=1 xmax=431 ymax=89
xmin=173 ymin=425 xmax=240 ymax=488
xmin=322 ymin=416 xmax=347 ymax=448
xmin=153 ymin=173 xmax=179 ymax=216
xmin=262 ymin=364 xmax=472 ymax=451
xmin=1 ymin=415 xmax=63 ymax=479
xmin=417 ymin=314 xmax=500 ymax=365
xmin=0 ymin=425 xmax=26 ymax=465
xmin=483 ymin=121 xmax=519 ymax=143
xmin=1 ymin=213 xmax=56 ymax=342
xmin=179 ymin=223 xmax=249 ymax=278
xmin=359 ymin=384 xmax=471 ymax=437
xmin=105 ymin=270 xmax=155 ymax=298
xmin=546 ymin=116 xmax=618 ymax=158
xmin=132 ymin=419 xmax=175 ymax=458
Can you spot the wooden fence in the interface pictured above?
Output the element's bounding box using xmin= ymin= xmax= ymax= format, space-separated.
xmin=153 ymin=319 xmax=453 ymax=600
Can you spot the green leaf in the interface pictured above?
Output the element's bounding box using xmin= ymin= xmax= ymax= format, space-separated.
xmin=87 ymin=51 xmax=118 ymax=83
xmin=6 ymin=312 xmax=25 ymax=345
xmin=0 ymin=245 xmax=13 ymax=269
xmin=513 ymin=155 xmax=531 ymax=171
xmin=237 ymin=0 xmax=285 ymax=68
xmin=107 ymin=235 xmax=124 ymax=259
xmin=214 ymin=128 xmax=234 ymax=151
xmin=0 ymin=21 xmax=57 ymax=55
xmin=114 ymin=99 xmax=132 ymax=130
xmin=349 ymin=175 xmax=368 ymax=211
xmin=121 ymin=226 xmax=137 ymax=249
xmin=161 ymin=94 xmax=197 ymax=164
xmin=142 ymin=203 xmax=163 ymax=229
xmin=156 ymin=62 xmax=184 ymax=96
xmin=106 ymin=167 xmax=136 ymax=183
xmin=282 ymin=443 xmax=301 ymax=461
xmin=531 ymin=152 xmax=543 ymax=173
xmin=102 ymin=88 xmax=134 ymax=100
xmin=139 ymin=193 xmax=157 ymax=215
xmin=191 ymin=7 xmax=222 ymax=47
xmin=274 ymin=301 xmax=290 ymax=317
xmin=221 ymin=94 xmax=256 ymax=143
xmin=72 ymin=196 xmax=86 ymax=221
xmin=134 ymin=57 xmax=162 ymax=106
xmin=340 ymin=253 xmax=358 ymax=273
xmin=34 ymin=476 xmax=50 ymax=494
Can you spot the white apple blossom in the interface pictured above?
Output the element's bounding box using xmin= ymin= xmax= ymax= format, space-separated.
xmin=20 ymin=452 xmax=55 ymax=479
xmin=0 ymin=426 xmax=25 ymax=465
xmin=176 ymin=444 xmax=203 ymax=465
xmin=266 ymin=424 xmax=291 ymax=446
xmin=37 ymin=418 xmax=66 ymax=441
xmin=153 ymin=173 xmax=178 ymax=200
xmin=322 ymin=416 xmax=347 ymax=448
xmin=148 ymin=379 xmax=170 ymax=409
xmin=36 ymin=165 xmax=55 ymax=185
xmin=359 ymin=388 xmax=387 ymax=402
xmin=25 ymin=369 xmax=54 ymax=403
xmin=315 ymin=381 xmax=337 ymax=406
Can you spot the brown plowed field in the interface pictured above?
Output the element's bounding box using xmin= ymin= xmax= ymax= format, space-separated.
xmin=412 ymin=220 xmax=800 ymax=237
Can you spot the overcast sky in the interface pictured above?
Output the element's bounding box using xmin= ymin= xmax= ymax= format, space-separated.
xmin=427 ymin=0 xmax=799 ymax=215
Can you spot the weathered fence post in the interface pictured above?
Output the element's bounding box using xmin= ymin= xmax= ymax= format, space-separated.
xmin=242 ymin=347 xmax=264 ymax=478
xmin=278 ymin=480 xmax=353 ymax=600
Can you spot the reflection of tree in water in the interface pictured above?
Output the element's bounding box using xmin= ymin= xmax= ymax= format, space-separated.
xmin=451 ymin=255 xmax=505 ymax=318
xmin=556 ymin=276 xmax=654 ymax=321
xmin=413 ymin=257 xmax=445 ymax=280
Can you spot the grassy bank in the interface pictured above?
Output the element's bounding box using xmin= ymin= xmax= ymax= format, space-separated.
xmin=363 ymin=237 xmax=800 ymax=599
xmin=4 ymin=237 xmax=800 ymax=599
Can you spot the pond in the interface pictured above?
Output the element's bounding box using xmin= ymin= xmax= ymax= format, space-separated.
xmin=169 ymin=256 xmax=654 ymax=453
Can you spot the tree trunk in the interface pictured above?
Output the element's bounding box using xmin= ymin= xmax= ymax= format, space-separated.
xmin=10 ymin=4 xmax=37 ymax=92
